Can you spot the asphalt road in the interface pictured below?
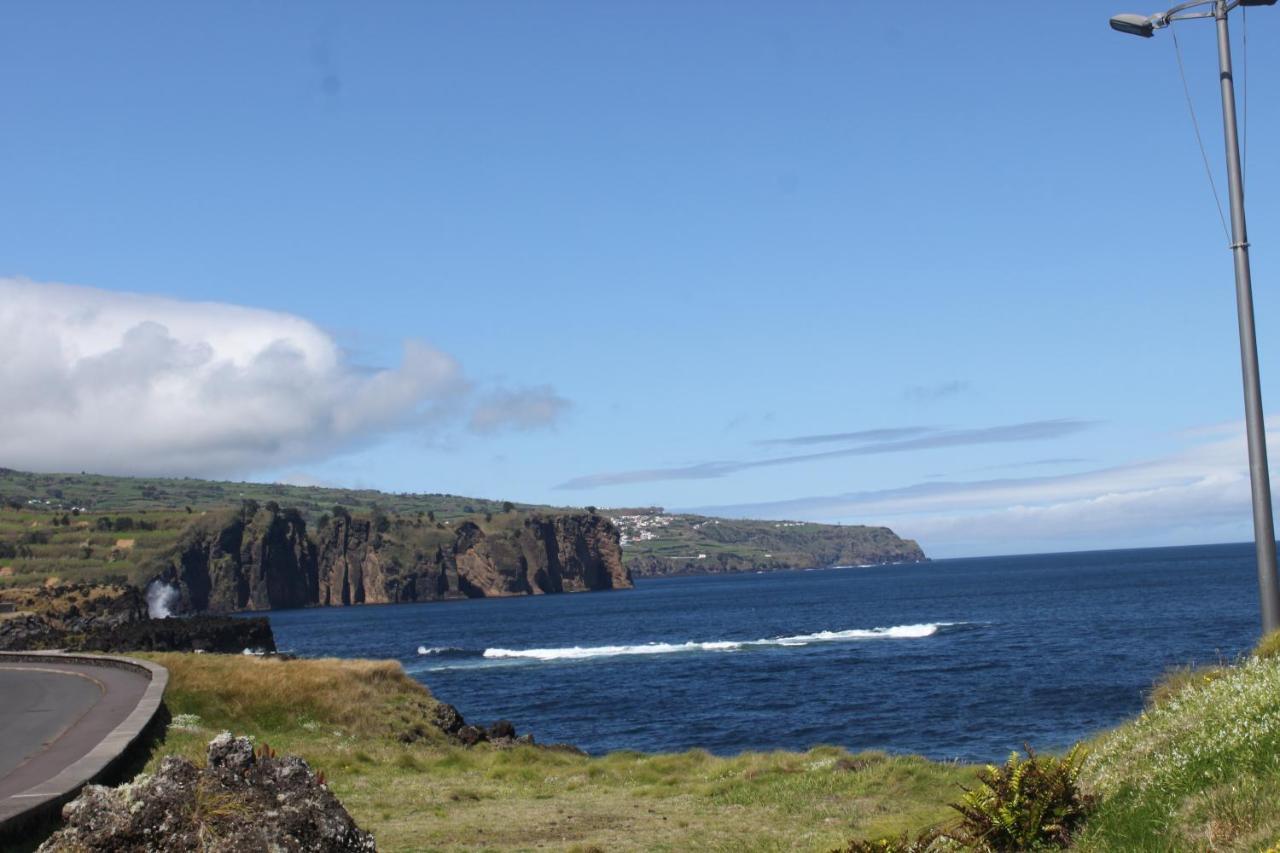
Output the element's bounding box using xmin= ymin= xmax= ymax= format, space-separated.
xmin=0 ymin=661 xmax=150 ymax=802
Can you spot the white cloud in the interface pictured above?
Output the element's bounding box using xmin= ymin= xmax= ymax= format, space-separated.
xmin=690 ymin=428 xmax=1271 ymax=557
xmin=0 ymin=278 xmax=567 ymax=477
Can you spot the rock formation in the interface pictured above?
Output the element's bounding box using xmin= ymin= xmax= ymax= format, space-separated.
xmin=37 ymin=734 xmax=375 ymax=853
xmin=160 ymin=507 xmax=317 ymax=613
xmin=155 ymin=507 xmax=631 ymax=613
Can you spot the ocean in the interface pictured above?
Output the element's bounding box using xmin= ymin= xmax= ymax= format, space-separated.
xmin=266 ymin=542 xmax=1264 ymax=762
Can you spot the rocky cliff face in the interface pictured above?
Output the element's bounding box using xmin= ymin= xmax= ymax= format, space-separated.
xmin=159 ymin=508 xmax=317 ymax=612
xmin=158 ymin=508 xmax=631 ymax=613
xmin=316 ymin=513 xmax=629 ymax=606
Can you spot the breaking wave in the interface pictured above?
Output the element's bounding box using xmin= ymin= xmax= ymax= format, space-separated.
xmin=416 ymin=623 xmax=955 ymax=666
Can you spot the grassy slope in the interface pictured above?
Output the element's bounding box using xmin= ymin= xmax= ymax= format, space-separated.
xmin=1075 ymin=643 xmax=1280 ymax=851
xmin=139 ymin=653 xmax=972 ymax=852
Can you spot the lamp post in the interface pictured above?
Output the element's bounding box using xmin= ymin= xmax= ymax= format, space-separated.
xmin=1110 ymin=0 xmax=1280 ymax=635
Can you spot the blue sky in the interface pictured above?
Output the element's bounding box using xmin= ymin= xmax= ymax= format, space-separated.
xmin=2 ymin=2 xmax=1279 ymax=557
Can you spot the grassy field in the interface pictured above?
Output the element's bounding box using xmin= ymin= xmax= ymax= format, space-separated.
xmin=0 ymin=467 xmax=528 ymax=520
xmin=136 ymin=653 xmax=973 ymax=852
xmin=0 ymin=506 xmax=193 ymax=588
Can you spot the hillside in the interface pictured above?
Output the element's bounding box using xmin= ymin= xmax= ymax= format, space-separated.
xmin=0 ymin=470 xmax=925 ymax=593
xmin=0 ymin=467 xmax=522 ymax=520
xmin=0 ymin=469 xmax=629 ymax=607
xmin=609 ymin=508 xmax=925 ymax=576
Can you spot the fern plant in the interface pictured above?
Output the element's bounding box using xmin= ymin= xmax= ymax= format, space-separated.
xmin=950 ymin=745 xmax=1092 ymax=851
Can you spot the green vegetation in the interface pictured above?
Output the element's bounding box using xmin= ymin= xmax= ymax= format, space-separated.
xmin=140 ymin=653 xmax=972 ymax=852
xmin=608 ymin=508 xmax=924 ymax=575
xmin=0 ymin=467 xmax=523 ymax=520
xmin=1073 ymin=633 xmax=1280 ymax=851
xmin=951 ymin=746 xmax=1091 ymax=851
xmin=0 ymin=505 xmax=193 ymax=588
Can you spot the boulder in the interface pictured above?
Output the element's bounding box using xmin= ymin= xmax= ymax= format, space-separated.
xmin=455 ymin=725 xmax=487 ymax=746
xmin=431 ymin=702 xmax=465 ymax=735
xmin=38 ymin=734 xmax=376 ymax=853
xmin=487 ymin=720 xmax=517 ymax=741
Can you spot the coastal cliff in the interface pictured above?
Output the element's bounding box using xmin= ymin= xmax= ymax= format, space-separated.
xmin=156 ymin=506 xmax=630 ymax=613
xmin=611 ymin=510 xmax=925 ymax=577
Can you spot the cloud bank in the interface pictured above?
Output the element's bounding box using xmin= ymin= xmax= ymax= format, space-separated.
xmin=0 ymin=278 xmax=567 ymax=477
xmin=689 ymin=425 xmax=1266 ymax=556
xmin=555 ymin=419 xmax=1095 ymax=490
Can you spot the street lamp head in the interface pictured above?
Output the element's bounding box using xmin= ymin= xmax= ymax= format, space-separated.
xmin=1110 ymin=13 xmax=1156 ymax=36
xmin=1240 ymin=0 xmax=1277 ymax=6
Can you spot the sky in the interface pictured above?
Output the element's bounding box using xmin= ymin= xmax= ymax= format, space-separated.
xmin=2 ymin=2 xmax=1279 ymax=558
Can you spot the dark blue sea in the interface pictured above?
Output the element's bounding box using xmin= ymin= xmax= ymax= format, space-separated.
xmin=266 ymin=542 xmax=1265 ymax=762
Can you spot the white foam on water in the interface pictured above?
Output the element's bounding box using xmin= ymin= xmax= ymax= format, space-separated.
xmin=473 ymin=623 xmax=952 ymax=663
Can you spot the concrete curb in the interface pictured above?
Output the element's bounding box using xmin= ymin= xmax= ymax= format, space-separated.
xmin=0 ymin=651 xmax=168 ymax=838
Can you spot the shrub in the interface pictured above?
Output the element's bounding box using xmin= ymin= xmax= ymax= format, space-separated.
xmin=1255 ymin=630 xmax=1280 ymax=661
xmin=951 ymin=746 xmax=1091 ymax=851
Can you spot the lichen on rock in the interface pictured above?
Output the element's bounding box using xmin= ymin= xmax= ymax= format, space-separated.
xmin=38 ymin=733 xmax=376 ymax=852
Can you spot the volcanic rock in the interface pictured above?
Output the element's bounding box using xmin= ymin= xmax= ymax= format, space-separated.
xmin=38 ymin=734 xmax=376 ymax=853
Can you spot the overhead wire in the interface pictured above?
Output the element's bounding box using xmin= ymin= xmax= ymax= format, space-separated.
xmin=1170 ymin=23 xmax=1232 ymax=244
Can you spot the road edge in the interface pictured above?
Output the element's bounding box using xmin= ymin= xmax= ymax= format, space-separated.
xmin=0 ymin=651 xmax=168 ymax=840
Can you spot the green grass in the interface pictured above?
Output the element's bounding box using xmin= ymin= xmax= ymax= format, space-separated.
xmin=0 ymin=507 xmax=194 ymax=588
xmin=1075 ymin=641 xmax=1280 ymax=851
xmin=0 ymin=467 xmax=554 ymax=525
xmin=136 ymin=653 xmax=973 ymax=852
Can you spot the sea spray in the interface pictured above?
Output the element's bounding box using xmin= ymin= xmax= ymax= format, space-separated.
xmin=146 ymin=579 xmax=180 ymax=619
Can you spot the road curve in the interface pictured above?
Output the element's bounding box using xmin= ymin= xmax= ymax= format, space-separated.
xmin=0 ymin=653 xmax=167 ymax=835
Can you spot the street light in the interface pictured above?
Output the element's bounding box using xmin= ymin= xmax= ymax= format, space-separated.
xmin=1111 ymin=0 xmax=1280 ymax=635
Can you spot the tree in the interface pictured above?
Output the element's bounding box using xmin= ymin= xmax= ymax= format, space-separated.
xmin=503 ymin=501 xmax=515 ymax=513
xmin=586 ymin=506 xmax=598 ymax=515
xmin=427 ymin=511 xmax=436 ymax=523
